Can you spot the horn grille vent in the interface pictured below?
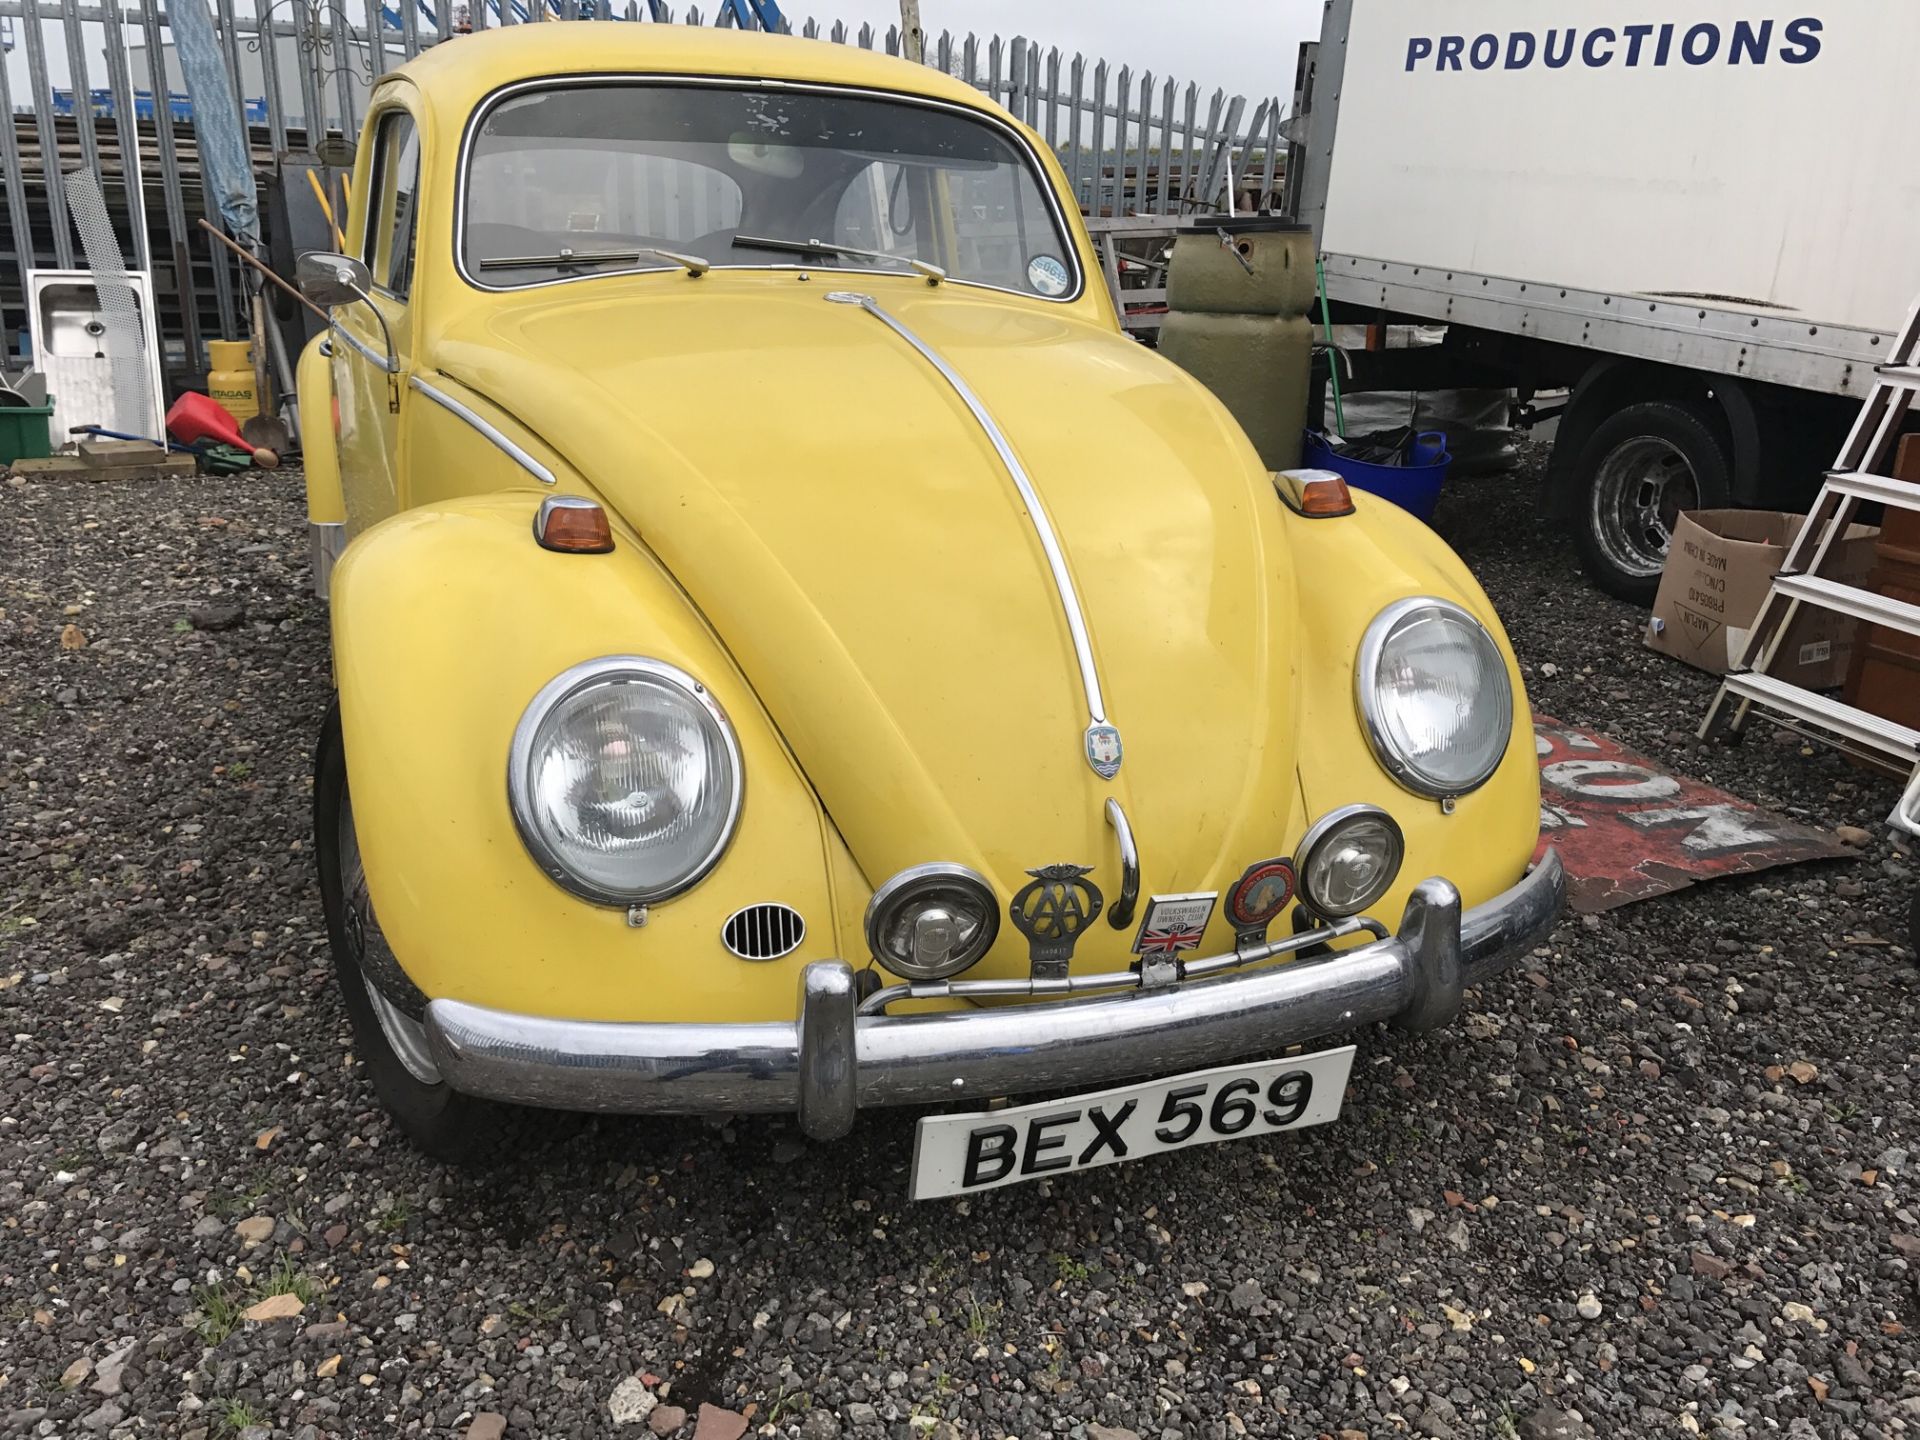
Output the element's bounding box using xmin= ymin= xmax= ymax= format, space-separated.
xmin=722 ymin=903 xmax=806 ymax=961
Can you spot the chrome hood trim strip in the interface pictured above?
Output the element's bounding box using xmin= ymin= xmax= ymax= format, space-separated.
xmin=410 ymin=374 xmax=556 ymax=485
xmin=825 ymin=290 xmax=1120 ymax=776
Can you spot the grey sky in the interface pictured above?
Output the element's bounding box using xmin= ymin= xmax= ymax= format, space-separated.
xmin=3 ymin=0 xmax=1318 ymax=115
xmin=801 ymin=1 xmax=1318 ymax=102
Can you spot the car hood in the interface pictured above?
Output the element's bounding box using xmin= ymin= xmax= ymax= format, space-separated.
xmin=435 ymin=277 xmax=1303 ymax=942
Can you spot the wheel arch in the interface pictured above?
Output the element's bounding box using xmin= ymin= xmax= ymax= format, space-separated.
xmin=297 ymin=332 xmax=348 ymax=596
xmin=327 ymin=492 xmax=845 ymax=1023
xmin=1544 ymin=358 xmax=1751 ymax=518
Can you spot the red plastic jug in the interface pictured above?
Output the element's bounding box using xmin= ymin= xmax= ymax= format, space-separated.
xmin=166 ymin=392 xmax=278 ymax=467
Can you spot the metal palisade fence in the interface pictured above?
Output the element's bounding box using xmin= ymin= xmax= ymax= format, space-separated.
xmin=0 ymin=0 xmax=1285 ymax=370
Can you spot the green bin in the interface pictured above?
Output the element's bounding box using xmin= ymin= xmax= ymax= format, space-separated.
xmin=0 ymin=397 xmax=56 ymax=465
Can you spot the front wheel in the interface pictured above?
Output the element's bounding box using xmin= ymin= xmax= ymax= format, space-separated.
xmin=315 ymin=703 xmax=502 ymax=1162
xmin=1570 ymin=399 xmax=1732 ymax=605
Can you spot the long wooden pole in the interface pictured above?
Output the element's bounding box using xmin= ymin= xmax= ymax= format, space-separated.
xmin=196 ymin=218 xmax=332 ymax=326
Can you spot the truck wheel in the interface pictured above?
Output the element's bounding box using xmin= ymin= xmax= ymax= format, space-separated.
xmin=1571 ymin=400 xmax=1731 ymax=605
xmin=315 ymin=703 xmax=502 ymax=1163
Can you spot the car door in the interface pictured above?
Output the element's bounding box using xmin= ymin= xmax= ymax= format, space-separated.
xmin=332 ymin=101 xmax=421 ymax=534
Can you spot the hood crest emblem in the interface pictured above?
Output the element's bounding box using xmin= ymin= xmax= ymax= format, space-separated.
xmin=1009 ymin=863 xmax=1105 ymax=980
xmin=1084 ymin=723 xmax=1123 ymax=781
xmin=833 ymin=292 xmax=1125 ymax=790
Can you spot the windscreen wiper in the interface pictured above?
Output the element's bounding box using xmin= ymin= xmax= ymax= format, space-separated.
xmin=478 ymin=245 xmax=709 ymax=277
xmin=731 ymin=234 xmax=945 ymax=285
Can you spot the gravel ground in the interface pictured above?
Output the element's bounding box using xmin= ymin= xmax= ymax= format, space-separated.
xmin=2 ymin=450 xmax=1917 ymax=1440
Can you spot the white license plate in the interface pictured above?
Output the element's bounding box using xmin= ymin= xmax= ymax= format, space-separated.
xmin=908 ymin=1047 xmax=1355 ymax=1200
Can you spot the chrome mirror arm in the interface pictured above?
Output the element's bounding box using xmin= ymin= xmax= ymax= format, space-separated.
xmin=295 ymin=251 xmax=401 ymax=409
xmin=339 ymin=283 xmax=402 ymax=412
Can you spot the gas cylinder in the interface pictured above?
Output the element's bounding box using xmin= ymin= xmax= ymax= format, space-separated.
xmin=205 ymin=339 xmax=259 ymax=424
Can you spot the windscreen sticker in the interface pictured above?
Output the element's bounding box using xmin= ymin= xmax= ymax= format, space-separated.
xmin=1027 ymin=254 xmax=1070 ymax=296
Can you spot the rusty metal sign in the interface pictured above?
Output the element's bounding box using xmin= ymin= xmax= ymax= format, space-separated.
xmin=1531 ymin=716 xmax=1854 ymax=913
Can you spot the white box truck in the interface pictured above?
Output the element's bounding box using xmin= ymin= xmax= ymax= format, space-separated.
xmin=1291 ymin=0 xmax=1920 ymax=600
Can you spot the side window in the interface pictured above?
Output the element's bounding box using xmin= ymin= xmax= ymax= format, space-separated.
xmin=362 ymin=110 xmax=421 ymax=300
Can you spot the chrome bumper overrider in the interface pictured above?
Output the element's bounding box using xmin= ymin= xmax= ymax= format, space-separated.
xmin=424 ymin=850 xmax=1565 ymax=1140
xmin=309 ymin=520 xmax=347 ymax=601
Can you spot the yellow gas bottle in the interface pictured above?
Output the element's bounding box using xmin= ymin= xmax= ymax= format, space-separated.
xmin=206 ymin=339 xmax=259 ymax=423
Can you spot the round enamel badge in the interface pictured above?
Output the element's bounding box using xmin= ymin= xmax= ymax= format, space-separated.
xmin=1027 ymin=254 xmax=1070 ymax=296
xmin=1227 ymin=857 xmax=1296 ymax=941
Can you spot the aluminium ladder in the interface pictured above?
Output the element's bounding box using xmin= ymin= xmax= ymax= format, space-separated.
xmin=1698 ymin=295 xmax=1920 ymax=839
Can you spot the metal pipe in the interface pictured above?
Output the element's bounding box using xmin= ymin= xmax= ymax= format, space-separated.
xmin=98 ymin=0 xmax=150 ymax=273
xmin=363 ymin=0 xmax=388 ymax=91
xmin=332 ymin=1 xmax=360 ymax=132
xmin=859 ymin=912 xmax=1389 ymax=1015
xmin=1317 ymin=258 xmax=1347 ymax=438
xmin=21 ymin=0 xmax=75 ymax=269
xmin=59 ymin=0 xmax=106 ymax=208
xmin=0 ymin=23 xmax=36 ymax=340
xmin=138 ymin=0 xmax=201 ymax=366
xmin=256 ymin=10 xmax=288 ymax=156
xmin=295 ymin=6 xmax=326 ymax=143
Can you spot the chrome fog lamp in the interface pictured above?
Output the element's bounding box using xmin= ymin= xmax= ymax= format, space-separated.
xmin=864 ymin=863 xmax=1000 ymax=980
xmin=1297 ymin=805 xmax=1405 ymax=919
xmin=1357 ymin=597 xmax=1513 ymax=799
xmin=509 ymin=657 xmax=742 ymax=905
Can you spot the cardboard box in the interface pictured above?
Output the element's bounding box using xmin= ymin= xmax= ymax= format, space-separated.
xmin=1645 ymin=509 xmax=1880 ymax=689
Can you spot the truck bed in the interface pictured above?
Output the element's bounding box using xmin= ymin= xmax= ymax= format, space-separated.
xmin=1320 ymin=253 xmax=1893 ymax=397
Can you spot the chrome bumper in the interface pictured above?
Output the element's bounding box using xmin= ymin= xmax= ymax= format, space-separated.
xmin=424 ymin=850 xmax=1565 ymax=1140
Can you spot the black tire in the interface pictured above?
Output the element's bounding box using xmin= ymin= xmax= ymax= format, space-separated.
xmin=315 ymin=702 xmax=503 ymax=1163
xmin=1569 ymin=399 xmax=1732 ymax=606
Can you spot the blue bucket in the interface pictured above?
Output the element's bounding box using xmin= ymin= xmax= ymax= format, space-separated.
xmin=1302 ymin=429 xmax=1452 ymax=522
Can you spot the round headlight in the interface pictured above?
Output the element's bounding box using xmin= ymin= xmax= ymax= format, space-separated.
xmin=509 ymin=657 xmax=742 ymax=904
xmin=865 ymin=863 xmax=1000 ymax=980
xmin=1297 ymin=804 xmax=1405 ymax=918
xmin=1357 ymin=597 xmax=1514 ymax=798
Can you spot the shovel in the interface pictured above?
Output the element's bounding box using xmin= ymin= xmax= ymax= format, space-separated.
xmin=240 ymin=412 xmax=293 ymax=457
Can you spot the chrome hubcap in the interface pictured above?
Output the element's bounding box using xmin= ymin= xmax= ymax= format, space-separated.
xmin=338 ymin=793 xmax=442 ymax=1086
xmin=1590 ymin=436 xmax=1699 ymax=579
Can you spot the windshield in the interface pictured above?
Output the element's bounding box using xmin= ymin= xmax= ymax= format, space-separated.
xmin=462 ymin=82 xmax=1080 ymax=299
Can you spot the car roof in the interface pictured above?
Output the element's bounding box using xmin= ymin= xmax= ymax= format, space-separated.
xmin=380 ymin=22 xmax=1010 ymax=128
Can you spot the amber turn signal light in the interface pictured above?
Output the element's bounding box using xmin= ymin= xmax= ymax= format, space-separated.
xmin=1272 ymin=468 xmax=1356 ymax=518
xmin=533 ymin=494 xmax=615 ymax=554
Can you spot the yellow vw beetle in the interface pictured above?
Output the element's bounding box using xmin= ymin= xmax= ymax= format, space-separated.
xmin=295 ymin=22 xmax=1563 ymax=1194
